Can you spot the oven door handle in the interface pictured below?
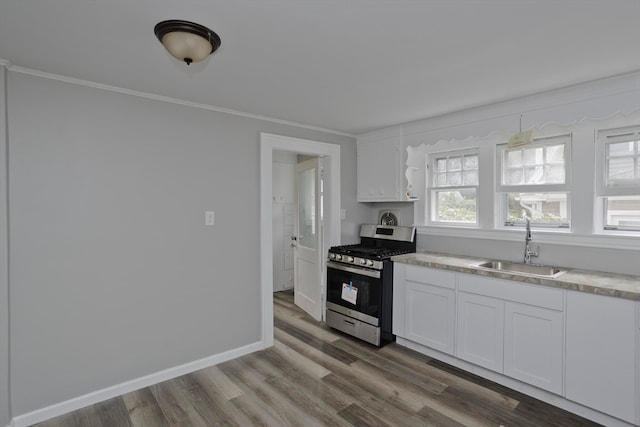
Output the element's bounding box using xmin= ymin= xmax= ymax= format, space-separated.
xmin=326 ymin=261 xmax=381 ymax=279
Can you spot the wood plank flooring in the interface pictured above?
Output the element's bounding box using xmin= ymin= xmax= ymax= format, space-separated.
xmin=34 ymin=291 xmax=601 ymax=426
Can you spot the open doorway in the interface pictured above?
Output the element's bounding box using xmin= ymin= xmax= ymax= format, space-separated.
xmin=260 ymin=133 xmax=341 ymax=348
xmin=272 ymin=153 xmax=323 ymax=320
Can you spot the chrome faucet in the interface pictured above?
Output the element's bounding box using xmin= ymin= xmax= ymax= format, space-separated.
xmin=523 ymin=218 xmax=538 ymax=264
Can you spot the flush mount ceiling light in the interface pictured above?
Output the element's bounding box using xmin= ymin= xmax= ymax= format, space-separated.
xmin=154 ymin=20 xmax=221 ymax=65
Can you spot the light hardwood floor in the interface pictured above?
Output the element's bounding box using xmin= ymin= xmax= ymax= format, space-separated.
xmin=34 ymin=290 xmax=601 ymax=426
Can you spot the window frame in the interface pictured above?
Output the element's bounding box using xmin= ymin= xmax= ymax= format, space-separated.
xmin=496 ymin=133 xmax=572 ymax=229
xmin=427 ymin=148 xmax=480 ymax=226
xmin=595 ymin=125 xmax=640 ymax=233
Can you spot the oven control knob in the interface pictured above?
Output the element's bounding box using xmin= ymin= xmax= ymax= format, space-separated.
xmin=346 ymin=256 xmax=354 ymax=263
xmin=329 ymin=253 xmax=335 ymax=260
xmin=336 ymin=255 xmax=342 ymax=261
xmin=367 ymin=260 xmax=374 ymax=267
xmin=360 ymin=258 xmax=367 ymax=265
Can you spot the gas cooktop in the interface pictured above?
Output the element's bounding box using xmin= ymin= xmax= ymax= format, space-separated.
xmin=327 ymin=224 xmax=416 ymax=268
xmin=328 ymin=244 xmax=413 ymax=260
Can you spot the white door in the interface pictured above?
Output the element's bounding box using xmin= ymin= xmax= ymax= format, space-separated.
xmin=292 ymin=157 xmax=323 ymax=321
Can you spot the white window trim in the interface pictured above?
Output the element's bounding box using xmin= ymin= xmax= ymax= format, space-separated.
xmin=427 ymin=147 xmax=480 ymax=226
xmin=406 ymin=108 xmax=640 ymax=248
xmin=496 ymin=133 xmax=572 ymax=193
xmin=495 ymin=133 xmax=572 ymax=229
xmin=594 ymin=124 xmax=640 ymax=233
xmin=595 ymin=125 xmax=640 ymax=197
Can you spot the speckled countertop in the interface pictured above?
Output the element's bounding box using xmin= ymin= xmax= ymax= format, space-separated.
xmin=391 ymin=252 xmax=640 ymax=301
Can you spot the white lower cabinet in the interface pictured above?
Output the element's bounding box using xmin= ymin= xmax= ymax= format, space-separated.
xmin=405 ymin=280 xmax=456 ymax=355
xmin=565 ymin=291 xmax=638 ymax=425
xmin=503 ymin=301 xmax=563 ymax=394
xmin=394 ymin=262 xmax=639 ymax=426
xmin=395 ymin=264 xmax=457 ymax=354
xmin=456 ymin=291 xmax=504 ymax=372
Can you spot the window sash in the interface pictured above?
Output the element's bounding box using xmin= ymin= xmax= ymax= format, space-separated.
xmin=431 ymin=150 xmax=479 ymax=189
xmin=501 ymin=192 xmax=570 ymax=228
xmin=602 ymin=195 xmax=640 ymax=232
xmin=496 ymin=134 xmax=571 ymax=193
xmin=430 ymin=187 xmax=478 ymax=224
xmin=604 ymin=139 xmax=639 ymax=188
xmin=596 ymin=126 xmax=640 ymax=197
xmin=428 ymin=148 xmax=479 ymax=225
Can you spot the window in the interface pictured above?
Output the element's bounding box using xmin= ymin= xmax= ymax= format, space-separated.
xmin=596 ymin=126 xmax=640 ymax=232
xmin=429 ymin=149 xmax=479 ymax=224
xmin=497 ymin=134 xmax=571 ymax=228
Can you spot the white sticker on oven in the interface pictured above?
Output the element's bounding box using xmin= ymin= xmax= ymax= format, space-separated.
xmin=341 ymin=282 xmax=358 ymax=305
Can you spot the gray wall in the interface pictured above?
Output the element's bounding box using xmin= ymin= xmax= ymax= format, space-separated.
xmin=417 ymin=235 xmax=640 ymax=276
xmin=4 ymin=69 xmax=358 ymax=417
xmin=0 ymin=65 xmax=10 ymax=427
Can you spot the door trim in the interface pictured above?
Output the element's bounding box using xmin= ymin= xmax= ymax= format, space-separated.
xmin=260 ymin=133 xmax=341 ymax=348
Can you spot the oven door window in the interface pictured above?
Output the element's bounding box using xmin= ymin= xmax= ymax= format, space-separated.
xmin=327 ymin=265 xmax=382 ymax=318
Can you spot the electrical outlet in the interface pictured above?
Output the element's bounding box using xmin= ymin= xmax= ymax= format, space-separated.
xmin=205 ymin=211 xmax=215 ymax=226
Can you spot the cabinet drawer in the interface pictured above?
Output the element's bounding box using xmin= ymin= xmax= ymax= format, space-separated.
xmin=405 ymin=265 xmax=456 ymax=289
xmin=457 ymin=273 xmax=564 ymax=311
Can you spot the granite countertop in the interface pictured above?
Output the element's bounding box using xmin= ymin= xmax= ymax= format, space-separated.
xmin=391 ymin=251 xmax=640 ymax=301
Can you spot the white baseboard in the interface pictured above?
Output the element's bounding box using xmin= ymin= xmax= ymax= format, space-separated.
xmin=12 ymin=341 xmax=264 ymax=427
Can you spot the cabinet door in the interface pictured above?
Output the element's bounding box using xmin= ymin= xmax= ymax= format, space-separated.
xmin=356 ymin=138 xmax=402 ymax=201
xmin=565 ymin=291 xmax=637 ymax=424
xmin=504 ymin=302 xmax=563 ymax=394
xmin=405 ymin=281 xmax=456 ymax=355
xmin=456 ymin=292 xmax=504 ymax=372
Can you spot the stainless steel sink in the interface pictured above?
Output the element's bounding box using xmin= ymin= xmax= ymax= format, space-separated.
xmin=471 ymin=260 xmax=567 ymax=278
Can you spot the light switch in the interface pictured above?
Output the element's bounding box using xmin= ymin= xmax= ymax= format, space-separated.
xmin=205 ymin=211 xmax=215 ymax=226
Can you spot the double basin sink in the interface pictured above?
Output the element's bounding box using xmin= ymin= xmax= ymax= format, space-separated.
xmin=470 ymin=260 xmax=567 ymax=278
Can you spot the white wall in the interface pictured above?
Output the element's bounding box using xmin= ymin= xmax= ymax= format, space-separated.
xmin=3 ymin=68 xmax=357 ymax=421
xmin=358 ymin=72 xmax=640 ymax=275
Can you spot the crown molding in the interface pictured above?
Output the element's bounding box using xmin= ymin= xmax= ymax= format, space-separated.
xmin=3 ymin=62 xmax=355 ymax=138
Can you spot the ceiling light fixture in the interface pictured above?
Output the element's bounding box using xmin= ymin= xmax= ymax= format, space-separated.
xmin=154 ymin=20 xmax=221 ymax=65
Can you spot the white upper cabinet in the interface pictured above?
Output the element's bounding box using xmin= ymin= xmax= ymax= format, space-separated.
xmin=357 ymin=128 xmax=407 ymax=202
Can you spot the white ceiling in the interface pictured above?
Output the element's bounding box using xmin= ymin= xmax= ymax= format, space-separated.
xmin=1 ymin=1 xmax=639 ymax=135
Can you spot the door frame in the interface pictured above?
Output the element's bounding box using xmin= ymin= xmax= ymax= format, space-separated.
xmin=260 ymin=133 xmax=341 ymax=348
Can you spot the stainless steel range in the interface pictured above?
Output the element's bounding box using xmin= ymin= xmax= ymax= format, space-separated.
xmin=325 ymin=224 xmax=416 ymax=346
